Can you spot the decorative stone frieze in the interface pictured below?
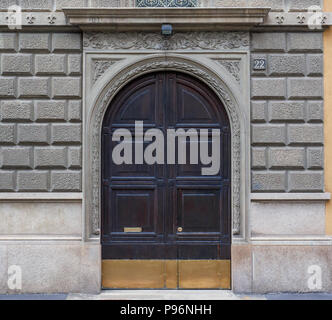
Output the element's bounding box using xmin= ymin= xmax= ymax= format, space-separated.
xmin=83 ymin=31 xmax=250 ymax=51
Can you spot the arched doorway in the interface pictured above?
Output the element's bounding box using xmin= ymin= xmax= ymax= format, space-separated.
xmin=101 ymin=71 xmax=231 ymax=289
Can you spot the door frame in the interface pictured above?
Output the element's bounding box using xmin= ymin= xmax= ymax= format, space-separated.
xmin=82 ymin=37 xmax=251 ymax=288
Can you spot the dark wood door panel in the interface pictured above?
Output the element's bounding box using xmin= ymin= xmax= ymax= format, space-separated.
xmin=177 ymin=244 xmax=231 ymax=260
xmin=102 ymin=244 xmax=177 ymax=260
xmin=176 ymin=187 xmax=222 ymax=234
xmin=104 ymin=73 xmax=162 ymax=127
xmin=167 ymin=73 xmax=225 ymax=127
xmin=102 ymin=184 xmax=163 ymax=242
xmin=102 ymin=244 xmax=231 ymax=260
xmin=103 ymin=134 xmax=160 ymax=179
xmin=102 ymin=72 xmax=231 ymax=261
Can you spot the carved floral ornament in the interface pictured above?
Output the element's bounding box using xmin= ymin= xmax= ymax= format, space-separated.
xmin=83 ymin=31 xmax=250 ymax=51
xmin=92 ymin=57 xmax=242 ymax=86
xmin=215 ymin=60 xmax=241 ymax=84
xmin=93 ymin=60 xmax=118 ymax=83
xmin=88 ymin=57 xmax=242 ymax=237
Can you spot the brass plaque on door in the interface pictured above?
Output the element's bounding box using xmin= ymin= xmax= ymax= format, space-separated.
xmin=123 ymin=227 xmax=142 ymax=233
xmin=102 ymin=260 xmax=231 ymax=289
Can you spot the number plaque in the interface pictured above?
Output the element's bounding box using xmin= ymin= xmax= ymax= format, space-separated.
xmin=253 ymin=59 xmax=267 ymax=71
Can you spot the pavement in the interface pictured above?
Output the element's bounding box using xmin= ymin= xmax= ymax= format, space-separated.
xmin=1 ymin=290 xmax=332 ymax=300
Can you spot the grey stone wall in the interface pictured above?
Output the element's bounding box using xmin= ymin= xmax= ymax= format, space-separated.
xmin=0 ymin=32 xmax=82 ymax=192
xmin=251 ymin=32 xmax=324 ymax=193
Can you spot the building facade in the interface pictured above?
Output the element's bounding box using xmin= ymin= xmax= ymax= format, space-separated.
xmin=0 ymin=0 xmax=332 ymax=293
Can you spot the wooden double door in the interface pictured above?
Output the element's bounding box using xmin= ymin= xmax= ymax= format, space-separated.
xmin=101 ymin=72 xmax=231 ymax=289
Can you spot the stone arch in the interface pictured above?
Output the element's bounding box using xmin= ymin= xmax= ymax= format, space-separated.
xmin=85 ymin=54 xmax=247 ymax=240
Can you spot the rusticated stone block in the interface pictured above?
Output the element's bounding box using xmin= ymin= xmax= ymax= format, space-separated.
xmin=307 ymin=54 xmax=323 ymax=76
xmin=252 ymin=148 xmax=267 ymax=169
xmin=286 ymin=0 xmax=322 ymax=11
xmin=68 ymin=100 xmax=82 ymax=122
xmin=0 ymin=171 xmax=15 ymax=190
xmin=35 ymin=54 xmax=66 ymax=75
xmin=216 ymin=0 xmax=247 ymax=5
xmin=307 ymin=101 xmax=323 ymax=122
xmin=268 ymin=148 xmax=305 ymax=169
xmin=34 ymin=147 xmax=67 ymax=169
xmin=252 ymin=171 xmax=286 ymax=192
xmin=17 ymin=171 xmax=49 ymax=191
xmin=1 ymin=147 xmax=32 ymax=169
xmin=0 ymin=124 xmax=15 ymax=144
xmin=288 ymin=171 xmax=324 ymax=192
xmin=287 ymin=33 xmax=323 ymax=53
xmin=1 ymin=101 xmax=33 ymax=122
xmin=0 ymin=0 xmax=17 ymax=9
xmin=35 ymin=100 xmax=66 ymax=121
xmin=307 ymin=147 xmax=324 ymax=169
xmin=52 ymin=124 xmax=81 ymax=144
xmin=288 ymin=124 xmax=323 ymax=145
xmin=251 ymin=101 xmax=267 ymax=122
xmin=1 ymin=54 xmax=32 ymax=75
xmin=52 ymin=33 xmax=81 ymax=52
xmin=68 ymin=54 xmax=82 ymax=75
xmin=20 ymin=0 xmax=53 ymax=10
xmin=18 ymin=77 xmax=50 ymax=98
xmin=68 ymin=147 xmax=82 ymax=168
xmin=51 ymin=171 xmax=81 ymax=191
xmin=268 ymin=54 xmax=305 ymax=76
xmin=18 ymin=124 xmax=49 ymax=144
xmin=19 ymin=33 xmax=50 ymax=52
xmin=251 ymin=33 xmax=286 ymax=52
xmin=252 ymin=78 xmax=286 ymax=99
xmin=0 ymin=78 xmax=15 ymax=98
xmin=88 ymin=0 xmax=126 ymax=6
xmin=252 ymin=124 xmax=286 ymax=145
xmin=52 ymin=77 xmax=81 ymax=98
xmin=248 ymin=0 xmax=284 ymax=11
xmin=55 ymin=0 xmax=85 ymax=10
xmin=268 ymin=101 xmax=305 ymax=122
xmin=0 ymin=33 xmax=17 ymax=52
xmin=288 ymin=78 xmax=323 ymax=99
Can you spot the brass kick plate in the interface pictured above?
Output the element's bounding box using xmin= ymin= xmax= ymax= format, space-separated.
xmin=102 ymin=259 xmax=231 ymax=289
xmin=124 ymin=227 xmax=142 ymax=233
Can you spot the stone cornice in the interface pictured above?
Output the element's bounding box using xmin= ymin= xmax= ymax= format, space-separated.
xmin=0 ymin=8 xmax=332 ymax=31
xmin=0 ymin=193 xmax=83 ymax=202
xmin=63 ymin=7 xmax=271 ymax=31
xmin=251 ymin=193 xmax=331 ymax=201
